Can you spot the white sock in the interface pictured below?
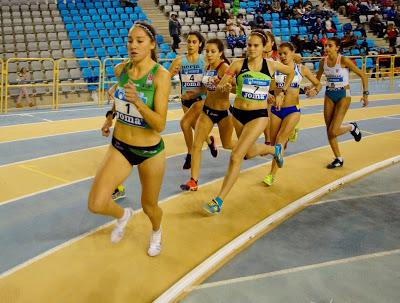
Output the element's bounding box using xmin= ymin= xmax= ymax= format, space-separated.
xmin=337 ymin=157 xmax=343 ymax=162
xmin=350 ymin=124 xmax=355 ymax=131
xmin=119 ymin=208 xmax=131 ymax=222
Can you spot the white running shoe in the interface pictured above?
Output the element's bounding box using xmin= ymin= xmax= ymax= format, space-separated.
xmin=147 ymin=228 xmax=162 ymax=257
xmin=111 ymin=208 xmax=134 ymax=244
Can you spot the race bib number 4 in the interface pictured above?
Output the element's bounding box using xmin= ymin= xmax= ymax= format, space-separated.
xmin=241 ymin=78 xmax=270 ymax=101
xmin=181 ymin=69 xmax=203 ymax=88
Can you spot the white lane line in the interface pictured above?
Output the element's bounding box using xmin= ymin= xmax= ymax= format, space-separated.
xmin=314 ymin=190 xmax=400 ymax=205
xmin=153 ymin=154 xmax=400 ymax=303
xmin=360 ymin=129 xmax=376 ymax=135
xmin=0 ymin=133 xmax=399 ymax=279
xmin=191 ymin=249 xmax=400 ymax=291
xmin=41 ymin=119 xmax=53 ymax=122
xmin=0 ymin=106 xmax=108 ymax=117
xmin=384 ymin=116 xmax=400 ymax=120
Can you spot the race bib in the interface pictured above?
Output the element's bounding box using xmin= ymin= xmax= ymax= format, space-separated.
xmin=202 ymin=70 xmax=218 ymax=91
xmin=241 ymin=78 xmax=270 ymax=101
xmin=181 ymin=69 xmax=203 ymax=88
xmin=114 ymin=87 xmax=147 ymax=128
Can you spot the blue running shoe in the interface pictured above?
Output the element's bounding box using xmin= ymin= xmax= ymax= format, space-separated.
xmin=203 ymin=198 xmax=222 ymax=214
xmin=274 ymin=143 xmax=284 ymax=168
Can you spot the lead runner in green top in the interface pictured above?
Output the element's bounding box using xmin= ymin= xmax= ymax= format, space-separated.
xmin=202 ymin=29 xmax=295 ymax=215
xmin=88 ymin=22 xmax=171 ymax=257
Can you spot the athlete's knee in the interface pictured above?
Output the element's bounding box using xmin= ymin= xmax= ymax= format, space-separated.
xmin=230 ymin=150 xmax=244 ymax=165
xmin=328 ymin=127 xmax=339 ymax=139
xmin=180 ymin=117 xmax=191 ymax=130
xmin=88 ymin=191 xmax=107 ymax=214
xmin=192 ymin=140 xmax=203 ymax=151
xmin=142 ymin=202 xmax=161 ymax=218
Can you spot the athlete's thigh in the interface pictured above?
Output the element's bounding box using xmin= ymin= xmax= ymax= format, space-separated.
xmin=193 ymin=112 xmax=214 ymax=145
xmin=324 ymin=96 xmax=336 ymax=128
xmin=269 ymin=114 xmax=283 ymax=145
xmin=218 ymin=115 xmax=234 ymax=147
xmin=90 ymin=146 xmax=133 ymax=198
xmin=277 ymin=112 xmax=301 ymax=139
xmin=232 ymin=117 xmax=268 ymax=157
xmin=330 ymin=97 xmax=351 ymax=131
xmin=138 ymin=150 xmax=166 ymax=206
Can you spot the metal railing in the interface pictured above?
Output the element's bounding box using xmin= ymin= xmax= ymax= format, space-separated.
xmin=4 ymin=58 xmax=56 ymax=113
xmin=0 ymin=55 xmax=399 ymax=113
xmin=55 ymin=58 xmax=102 ymax=109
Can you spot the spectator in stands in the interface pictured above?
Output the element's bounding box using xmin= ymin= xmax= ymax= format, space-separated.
xmin=169 ymin=13 xmax=181 ymax=53
xmin=226 ymin=13 xmax=240 ymax=36
xmin=294 ymin=3 xmax=306 ymax=19
xmin=311 ymin=18 xmax=324 ymax=35
xmin=355 ymin=23 xmax=367 ymax=38
xmin=310 ymin=34 xmax=323 ymax=51
xmin=341 ymin=31 xmax=357 ymax=49
xmin=386 ymin=24 xmax=399 ymax=47
xmin=196 ymin=0 xmax=210 ymax=21
xmin=272 ymin=0 xmax=281 ymax=13
xmin=264 ymin=2 xmax=273 ymax=14
xmin=369 ymin=13 xmax=386 ymax=38
xmin=320 ymin=33 xmax=328 ymax=47
xmin=359 ymin=37 xmax=370 ymax=53
xmin=281 ymin=3 xmax=292 ymax=19
xmin=291 ymin=34 xmax=304 ymax=53
xmin=324 ymin=16 xmax=337 ymax=33
xmin=16 ymin=67 xmax=33 ymax=108
xmin=395 ymin=5 xmax=400 ymax=27
xmin=252 ymin=11 xmax=266 ymax=29
xmin=212 ymin=0 xmax=225 ymax=19
xmin=303 ymin=36 xmax=315 ymax=52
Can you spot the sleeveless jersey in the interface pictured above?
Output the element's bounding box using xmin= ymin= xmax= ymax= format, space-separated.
xmin=180 ymin=54 xmax=206 ymax=98
xmin=236 ymin=58 xmax=273 ymax=102
xmin=275 ymin=63 xmax=302 ymax=89
xmin=114 ymin=61 xmax=160 ymax=129
xmin=323 ymin=55 xmax=349 ymax=89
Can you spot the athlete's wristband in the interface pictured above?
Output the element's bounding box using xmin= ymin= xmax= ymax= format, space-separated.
xmin=106 ymin=110 xmax=116 ymax=119
xmin=363 ymin=91 xmax=369 ymax=96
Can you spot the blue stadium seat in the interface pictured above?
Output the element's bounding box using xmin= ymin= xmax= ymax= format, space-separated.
xmin=86 ymin=48 xmax=96 ymax=58
xmin=367 ymin=39 xmax=374 ymax=47
xmin=114 ymin=37 xmax=124 ymax=46
xmin=97 ymin=47 xmax=106 ymax=57
xmin=162 ymin=61 xmax=171 ymax=70
xmin=159 ymin=53 xmax=166 ymax=59
xmin=104 ymin=1 xmax=112 ymax=9
xmin=72 ymin=16 xmax=81 ymax=23
xmin=272 ymin=13 xmax=280 ymax=20
xmin=118 ymin=46 xmax=128 ymax=57
xmin=337 ymin=32 xmax=344 ymax=39
xmin=63 ymin=16 xmax=73 ymax=23
xmin=101 ymin=14 xmax=111 ymax=22
xmin=76 ymin=23 xmax=85 ymax=31
xmin=93 ymin=39 xmax=102 ymax=48
xmin=314 ymin=61 xmax=320 ymax=70
xmin=105 ymin=21 xmax=114 ymax=30
xmin=327 ymin=33 xmax=334 ymax=38
xmin=103 ymin=38 xmax=113 ymax=47
xmin=120 ymin=29 xmax=129 ymax=37
xmin=70 ymin=9 xmax=79 ymax=16
xmin=89 ymin=9 xmax=97 ymax=16
xmin=289 ymin=19 xmax=297 ymax=27
xmin=88 ymin=30 xmax=98 ymax=39
xmin=125 ymin=20 xmax=134 ymax=28
xmin=99 ymin=30 xmax=109 ymax=38
xmin=281 ymin=20 xmax=289 ymax=27
xmin=166 ymin=52 xmax=177 ymax=59
xmin=125 ymin=7 xmax=133 ymax=14
xmin=366 ymin=58 xmax=374 ymax=69
xmin=95 ymin=22 xmax=105 ymax=30
xmin=355 ymin=59 xmax=362 ymax=69
xmin=71 ymin=40 xmax=81 ymax=49
xmin=281 ymin=36 xmax=290 ymax=42
xmin=79 ymin=31 xmax=88 ymax=39
xmin=272 ymin=21 xmax=280 ymax=28
xmin=110 ymin=29 xmax=119 ymax=38
xmin=156 ymin=35 xmax=164 ymax=45
xmin=281 ymin=28 xmax=290 ymax=36
xmin=291 ymin=27 xmax=299 ymax=35
xmin=116 ymin=7 xmax=124 ymax=14
xmin=77 ymin=3 xmax=85 ymax=10
xmin=272 ymin=28 xmax=281 ymax=36
xmin=92 ymin=15 xmax=101 ymax=22
xmin=138 ymin=13 xmax=147 ymax=20
xmin=68 ymin=31 xmax=78 ymax=40
xmin=111 ymin=14 xmax=120 ymax=22
xmin=299 ymin=26 xmax=307 ymax=34
xmin=107 ymin=8 xmax=116 ymax=15
xmin=82 ymin=15 xmax=91 ymax=23
xmin=60 ymin=9 xmax=69 ymax=16
xmin=121 ymin=14 xmax=129 ymax=21
xmin=86 ymin=23 xmax=95 ymax=31
xmin=107 ymin=47 xmax=118 ymax=57
xmin=86 ymin=2 xmax=94 ymax=9
xmin=263 ymin=14 xmax=271 ymax=21
xmin=351 ymin=49 xmax=360 ymax=55
xmin=115 ymin=21 xmax=124 ymax=29
xmin=134 ymin=6 xmax=142 ymax=13
xmin=95 ymin=2 xmax=103 ymax=9
xmin=82 ymin=39 xmax=92 ymax=48
xmin=66 ymin=24 xmax=74 ymax=31
xmin=75 ymin=49 xmax=85 ymax=58
xmin=79 ymin=61 xmax=89 ymax=68
xmin=91 ymin=61 xmax=100 ymax=68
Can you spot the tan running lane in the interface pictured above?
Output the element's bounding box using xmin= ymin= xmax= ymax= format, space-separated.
xmin=1 ymin=93 xmax=397 ymax=143
xmin=0 ymin=105 xmax=399 ymax=204
xmin=0 ymin=131 xmax=399 ymax=303
xmin=0 ymin=109 xmax=183 ymax=143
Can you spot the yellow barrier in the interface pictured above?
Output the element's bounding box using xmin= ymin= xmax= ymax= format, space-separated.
xmin=55 ymin=58 xmax=102 ymax=109
xmin=100 ymin=57 xmax=126 ymax=105
xmin=4 ymin=58 xmax=56 ymax=113
xmin=0 ymin=59 xmax=3 ymax=113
